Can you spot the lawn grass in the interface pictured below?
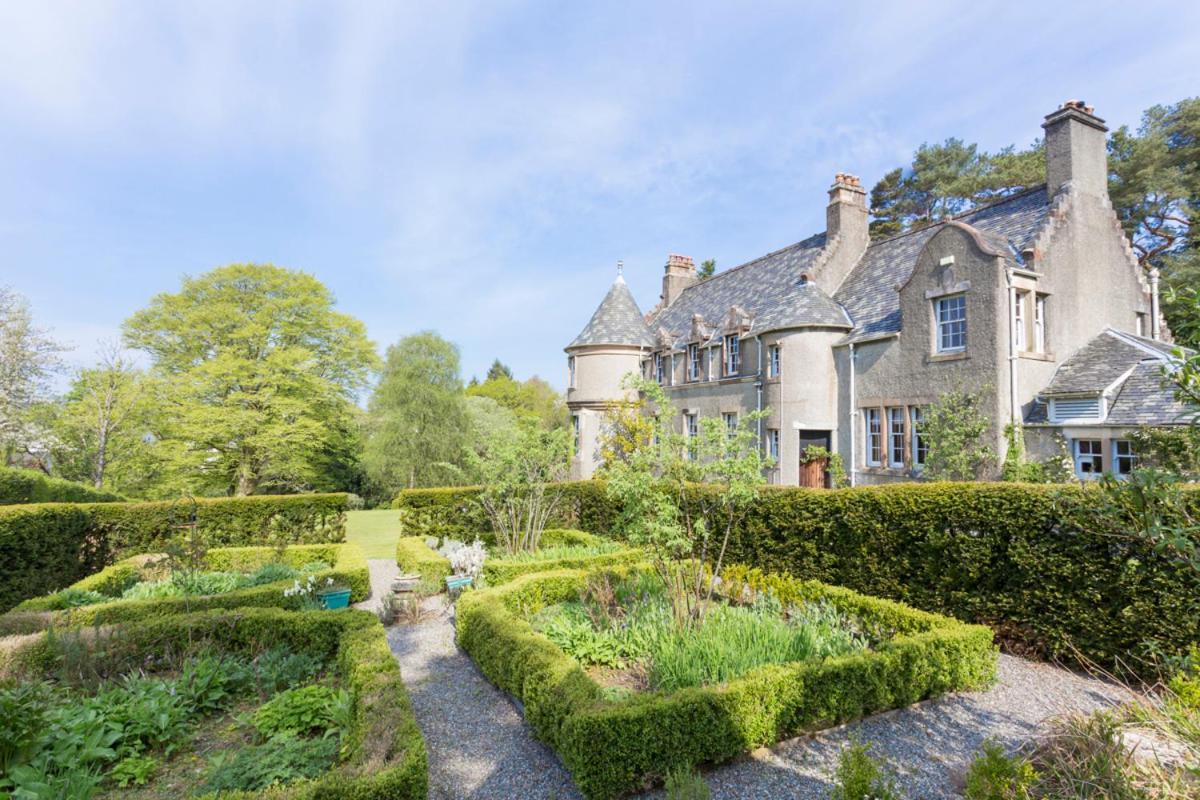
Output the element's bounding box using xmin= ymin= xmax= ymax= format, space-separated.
xmin=346 ymin=509 xmax=402 ymax=559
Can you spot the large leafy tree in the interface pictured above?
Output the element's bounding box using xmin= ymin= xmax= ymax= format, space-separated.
xmin=363 ymin=331 xmax=470 ymax=493
xmin=50 ymin=343 xmax=165 ymax=494
xmin=465 ymin=372 xmax=568 ymax=430
xmin=0 ymin=287 xmax=65 ymax=468
xmin=123 ymin=264 xmax=378 ymax=496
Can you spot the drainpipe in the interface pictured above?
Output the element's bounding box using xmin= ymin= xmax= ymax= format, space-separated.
xmin=1149 ymin=268 xmax=1162 ymax=340
xmin=755 ymin=335 xmax=764 ymax=451
xmin=848 ymin=343 xmax=857 ymax=487
xmin=1006 ymin=268 xmax=1020 ymax=428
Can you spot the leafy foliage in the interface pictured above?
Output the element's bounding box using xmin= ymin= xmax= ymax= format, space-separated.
xmin=0 ymin=287 xmax=66 ymax=470
xmin=201 ymin=734 xmax=340 ymax=793
xmin=473 ymin=422 xmax=571 ymax=554
xmin=252 ymin=684 xmax=349 ymax=739
xmin=921 ymin=388 xmax=996 ymax=480
xmin=830 ymin=740 xmax=902 ymax=800
xmin=665 ymin=765 xmax=711 ymax=800
xmin=600 ymin=375 xmax=770 ymax=624
xmin=963 ymin=740 xmax=1037 ymax=800
xmin=122 ymin=263 xmax=378 ymax=496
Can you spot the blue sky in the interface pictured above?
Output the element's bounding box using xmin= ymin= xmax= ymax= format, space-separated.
xmin=2 ymin=2 xmax=1198 ymax=392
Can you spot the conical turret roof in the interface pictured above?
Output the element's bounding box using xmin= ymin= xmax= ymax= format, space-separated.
xmin=568 ymin=276 xmax=655 ymax=349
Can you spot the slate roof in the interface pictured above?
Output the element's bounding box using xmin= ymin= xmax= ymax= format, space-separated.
xmin=568 ymin=276 xmax=655 ymax=349
xmin=1106 ymin=362 xmax=1195 ymax=425
xmin=647 ymin=234 xmax=837 ymax=344
xmin=1041 ymin=331 xmax=1149 ymax=395
xmin=837 ymin=187 xmax=1051 ymax=344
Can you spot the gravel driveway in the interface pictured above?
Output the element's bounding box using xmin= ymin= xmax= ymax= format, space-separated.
xmin=369 ymin=559 xmax=1133 ymax=799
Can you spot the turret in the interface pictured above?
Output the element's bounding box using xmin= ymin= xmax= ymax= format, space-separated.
xmin=565 ymin=265 xmax=654 ymax=478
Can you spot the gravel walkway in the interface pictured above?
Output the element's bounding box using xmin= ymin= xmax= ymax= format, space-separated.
xmin=369 ymin=559 xmax=1134 ymax=799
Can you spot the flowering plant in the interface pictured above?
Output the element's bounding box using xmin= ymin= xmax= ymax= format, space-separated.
xmin=439 ymin=539 xmax=486 ymax=578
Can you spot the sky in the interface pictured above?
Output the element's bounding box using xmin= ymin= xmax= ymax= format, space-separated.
xmin=2 ymin=2 xmax=1198 ymax=394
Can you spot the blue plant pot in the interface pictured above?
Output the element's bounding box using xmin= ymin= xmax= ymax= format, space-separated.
xmin=318 ymin=588 xmax=351 ymax=609
xmin=445 ymin=575 xmax=473 ymax=592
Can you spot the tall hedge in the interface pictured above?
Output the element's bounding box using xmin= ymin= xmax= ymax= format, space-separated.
xmin=399 ymin=480 xmax=1200 ymax=669
xmin=0 ymin=493 xmax=349 ymax=612
xmin=394 ymin=482 xmax=613 ymax=539
xmin=0 ymin=466 xmax=124 ymax=504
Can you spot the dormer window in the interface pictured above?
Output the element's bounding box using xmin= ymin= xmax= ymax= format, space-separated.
xmin=935 ymin=294 xmax=967 ymax=353
xmin=724 ymin=335 xmax=740 ymax=376
xmin=688 ymin=343 xmax=700 ymax=381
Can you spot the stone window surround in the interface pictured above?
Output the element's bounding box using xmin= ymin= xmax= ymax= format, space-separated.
xmin=859 ymin=401 xmax=926 ymax=474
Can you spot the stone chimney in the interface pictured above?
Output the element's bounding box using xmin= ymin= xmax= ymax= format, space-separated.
xmin=661 ymin=253 xmax=697 ymax=307
xmin=813 ymin=173 xmax=869 ymax=291
xmin=1042 ymin=100 xmax=1109 ymax=199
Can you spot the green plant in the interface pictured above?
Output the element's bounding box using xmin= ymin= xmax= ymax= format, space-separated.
xmin=964 ymin=740 xmax=1037 ymax=799
xmin=799 ymin=445 xmax=848 ymax=488
xmin=0 ymin=681 xmax=52 ymax=772
xmin=1168 ymin=645 xmax=1200 ymax=709
xmin=247 ymin=560 xmax=300 ymax=586
xmin=473 ymin=422 xmax=572 ymax=555
xmin=252 ymin=684 xmax=348 ymax=739
xmin=830 ymin=740 xmax=902 ymax=800
xmin=664 ymin=765 xmax=711 ymax=799
xmin=0 ymin=465 xmax=124 ymax=505
xmin=47 ymin=587 xmax=108 ymax=609
xmin=202 ymin=733 xmax=340 ymax=792
xmin=921 ymin=388 xmax=996 ymax=480
xmin=109 ymin=753 xmax=157 ymax=787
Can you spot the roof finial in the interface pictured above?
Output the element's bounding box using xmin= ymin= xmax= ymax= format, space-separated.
xmin=616 ymin=259 xmax=625 ymax=283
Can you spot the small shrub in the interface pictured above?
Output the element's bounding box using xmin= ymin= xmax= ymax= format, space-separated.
xmin=0 ymin=681 xmax=52 ymax=772
xmin=664 ymin=765 xmax=711 ymax=800
xmin=251 ymin=648 xmax=325 ymax=697
xmin=47 ymin=588 xmax=108 ymax=609
xmin=201 ymin=734 xmax=340 ymax=793
xmin=110 ymin=754 xmax=158 ymax=787
xmin=247 ymin=561 xmax=300 ymax=586
xmin=1168 ymin=645 xmax=1200 ymax=710
xmin=252 ymin=684 xmax=347 ymax=739
xmin=830 ymin=741 xmax=902 ymax=800
xmin=963 ymin=741 xmax=1037 ymax=799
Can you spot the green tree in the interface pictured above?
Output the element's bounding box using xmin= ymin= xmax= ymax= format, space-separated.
xmin=50 ymin=343 xmax=164 ymax=494
xmin=122 ymin=264 xmax=378 ymax=496
xmin=600 ymin=376 xmax=771 ymax=625
xmin=0 ymin=287 xmax=65 ymax=468
xmin=485 ymin=359 xmax=514 ymax=382
xmin=364 ymin=331 xmax=469 ymax=492
xmin=868 ymin=167 xmax=907 ymax=239
xmin=920 ymin=389 xmax=996 ymax=481
xmin=465 ymin=373 xmax=568 ymax=429
xmin=472 ymin=421 xmax=571 ymax=554
xmin=697 ymin=259 xmax=716 ymax=279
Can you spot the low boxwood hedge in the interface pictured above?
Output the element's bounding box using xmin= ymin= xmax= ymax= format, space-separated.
xmin=395 ymin=537 xmax=452 ymax=584
xmin=0 ymin=493 xmax=350 ymax=612
xmin=1 ymin=607 xmax=427 ymax=799
xmin=0 ymin=465 xmax=125 ymax=504
xmin=394 ymin=483 xmax=615 ymax=541
xmin=482 ymin=545 xmax=643 ymax=586
xmin=2 ymin=544 xmax=370 ymax=633
xmin=456 ymin=566 xmax=997 ymax=799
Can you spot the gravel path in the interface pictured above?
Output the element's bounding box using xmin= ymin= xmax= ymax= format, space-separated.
xmin=369 ymin=559 xmax=1134 ymax=799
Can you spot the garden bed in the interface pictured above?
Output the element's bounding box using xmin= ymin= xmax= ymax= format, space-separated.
xmin=456 ymin=565 xmax=997 ymax=799
xmin=1 ymin=543 xmax=369 ymax=633
xmin=0 ymin=607 xmax=426 ymax=799
xmin=396 ymin=528 xmax=641 ymax=588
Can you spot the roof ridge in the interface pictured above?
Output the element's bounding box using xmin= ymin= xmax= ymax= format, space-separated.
xmin=675 ymin=232 xmax=826 ymax=296
xmin=863 ymin=184 xmax=1049 ymax=249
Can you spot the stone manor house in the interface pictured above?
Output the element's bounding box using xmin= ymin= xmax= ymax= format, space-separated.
xmin=566 ymin=101 xmax=1191 ymax=487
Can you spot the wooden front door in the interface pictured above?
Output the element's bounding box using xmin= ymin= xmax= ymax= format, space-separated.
xmin=798 ymin=430 xmax=833 ymax=489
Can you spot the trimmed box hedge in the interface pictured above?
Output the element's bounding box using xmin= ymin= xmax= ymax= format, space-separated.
xmin=1 ymin=606 xmax=427 ymax=799
xmin=396 ymin=527 xmax=639 ymax=587
xmin=0 ymin=465 xmax=125 ymax=504
xmin=0 ymin=493 xmax=350 ymax=612
xmin=405 ymin=480 xmax=1200 ymax=669
xmin=456 ymin=566 xmax=997 ymax=799
xmin=394 ymin=483 xmax=615 ymax=541
xmin=3 ymin=543 xmax=370 ymax=633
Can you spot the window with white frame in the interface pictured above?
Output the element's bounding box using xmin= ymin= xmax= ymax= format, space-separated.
xmin=571 ymin=414 xmax=580 ymax=453
xmin=654 ymin=353 xmax=664 ymax=384
xmin=767 ymin=428 xmax=780 ymax=461
xmin=888 ymin=407 xmax=906 ymax=468
xmin=910 ymin=407 xmax=927 ymax=467
xmin=724 ymin=334 xmax=740 ymax=375
xmin=1113 ymin=440 xmax=1136 ymax=475
xmin=1073 ymin=439 xmax=1104 ymax=478
xmin=1034 ymin=295 xmax=1046 ymax=353
xmin=567 ymin=356 xmax=576 ymax=388
xmin=707 ymin=347 xmax=717 ymax=381
xmin=1013 ymin=290 xmax=1027 ymax=351
xmin=768 ymin=344 xmax=781 ymax=378
xmin=722 ymin=412 xmax=738 ymax=438
xmin=685 ymin=413 xmax=699 ymax=458
xmin=935 ymin=294 xmax=967 ymax=353
xmin=865 ymin=408 xmax=882 ymax=466
xmin=688 ymin=344 xmax=700 ymax=381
